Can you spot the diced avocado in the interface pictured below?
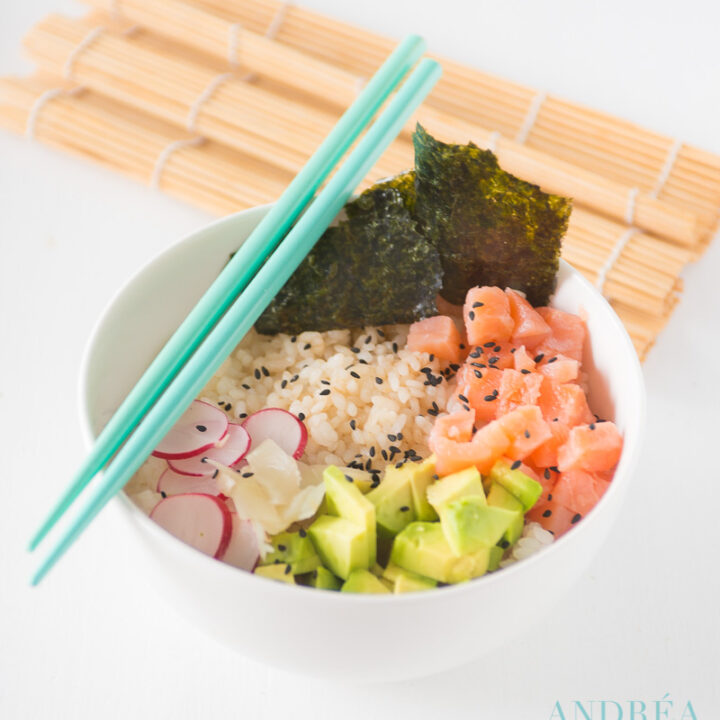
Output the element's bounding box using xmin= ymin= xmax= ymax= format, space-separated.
xmin=341 ymin=569 xmax=392 ymax=594
xmin=488 ymin=545 xmax=504 ymax=572
xmin=309 ymin=566 xmax=343 ymax=591
xmin=324 ymin=466 xmax=377 ymax=566
xmin=370 ymin=563 xmax=385 ymax=578
xmin=254 ymin=564 xmax=296 ymax=584
xmin=382 ymin=561 xmax=405 ymax=584
xmin=308 ymin=515 xmax=370 ymax=580
xmin=340 ymin=467 xmax=377 ymax=494
xmin=259 ymin=531 xmax=321 ymax=575
xmin=489 ymin=461 xmax=542 ymax=511
xmin=390 ymin=522 xmax=488 ymax=584
xmin=366 ymin=467 xmax=416 ymax=546
xmin=406 ymin=456 xmax=439 ymax=521
xmin=486 ymin=483 xmax=525 ymax=544
xmin=393 ymin=568 xmax=437 ymax=593
xmin=441 ymin=496 xmax=520 ymax=555
xmin=426 ymin=466 xmax=485 ymax=516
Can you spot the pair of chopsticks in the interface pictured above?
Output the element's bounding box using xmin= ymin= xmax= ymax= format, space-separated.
xmin=29 ymin=35 xmax=442 ymax=584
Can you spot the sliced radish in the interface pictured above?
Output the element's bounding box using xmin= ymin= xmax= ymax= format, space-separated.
xmin=220 ymin=513 xmax=260 ymax=571
xmin=152 ymin=400 xmax=229 ymax=460
xmin=241 ymin=408 xmax=307 ymax=459
xmin=150 ymin=493 xmax=231 ymax=558
xmin=157 ymin=467 xmax=221 ymax=496
xmin=168 ymin=423 xmax=251 ymax=476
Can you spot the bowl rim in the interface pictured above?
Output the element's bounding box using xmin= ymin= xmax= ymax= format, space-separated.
xmin=78 ymin=204 xmax=646 ymax=605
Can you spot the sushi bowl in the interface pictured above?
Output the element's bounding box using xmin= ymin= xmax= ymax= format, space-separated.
xmin=79 ymin=203 xmax=645 ymax=683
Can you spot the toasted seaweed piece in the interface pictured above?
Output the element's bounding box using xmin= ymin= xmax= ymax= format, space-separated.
xmin=255 ymin=183 xmax=441 ymax=335
xmin=412 ymin=124 xmax=571 ymax=306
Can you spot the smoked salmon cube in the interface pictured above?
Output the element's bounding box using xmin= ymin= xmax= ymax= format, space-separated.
xmin=407 ymin=315 xmax=464 ymax=364
xmin=463 ymin=286 xmax=514 ymax=346
xmin=557 ymin=421 xmax=623 ymax=472
xmin=506 ymin=288 xmax=551 ymax=349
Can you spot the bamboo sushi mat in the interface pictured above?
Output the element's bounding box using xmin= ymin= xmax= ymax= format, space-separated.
xmin=3 ymin=0 xmax=719 ymax=360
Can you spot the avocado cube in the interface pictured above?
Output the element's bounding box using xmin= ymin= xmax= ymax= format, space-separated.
xmin=340 ymin=467 xmax=377 ymax=494
xmin=308 ymin=515 xmax=370 ymax=580
xmin=405 ymin=456 xmax=440 ymax=521
xmin=486 ymin=483 xmax=525 ymax=544
xmin=309 ymin=566 xmax=343 ymax=591
xmin=324 ymin=466 xmax=376 ymax=567
xmin=488 ymin=545 xmax=504 ymax=572
xmin=390 ymin=522 xmax=488 ymax=584
xmin=366 ymin=468 xmax=416 ymax=543
xmin=254 ymin=564 xmax=296 ymax=584
xmin=426 ymin=466 xmax=485 ymax=516
xmin=489 ymin=461 xmax=543 ymax=511
xmin=441 ymin=496 xmax=519 ymax=555
xmin=382 ymin=561 xmax=404 ymax=584
xmin=392 ymin=568 xmax=437 ymax=593
xmin=259 ymin=531 xmax=321 ymax=575
xmin=341 ymin=569 xmax=392 ymax=594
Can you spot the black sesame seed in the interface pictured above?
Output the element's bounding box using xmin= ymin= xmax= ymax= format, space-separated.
xmin=571 ymin=513 xmax=582 ymax=524
xmin=462 ymin=404 xmax=471 ymax=412
xmin=351 ymin=347 xmax=360 ymax=354
xmin=550 ymin=466 xmax=560 ymax=473
xmin=278 ymin=544 xmax=287 ymax=552
xmin=350 ymin=371 xmax=360 ymax=379
xmin=553 ymin=418 xmax=559 ymax=423
xmin=547 ymin=356 xmax=558 ymax=364
xmin=429 ymin=354 xmax=435 ymax=361
xmin=365 ymin=459 xmax=372 ymax=471
xmin=375 ymin=377 xmax=383 ymax=384
xmin=484 ymin=341 xmax=496 ymax=348
xmin=498 ymin=539 xmax=510 ymax=549
xmin=242 ymin=472 xmax=254 ymax=478
xmin=371 ymin=478 xmax=381 ymax=488
xmin=493 ymin=346 xmax=502 ymax=353
xmin=298 ymin=412 xmax=306 ymax=421
xmin=392 ymin=342 xmax=398 ymax=353
xmin=472 ymin=301 xmax=484 ymax=308
xmin=544 ymin=468 xmax=551 ymax=480
xmin=261 ymin=366 xmax=270 ymax=377
xmin=291 ymin=336 xmax=297 ymax=343
xmin=450 ymin=363 xmax=460 ymax=372
xmin=299 ymin=528 xmax=307 ymax=538
xmin=291 ymin=374 xmax=299 ymax=382
xmin=397 ymin=432 xmax=403 ymax=440
xmin=589 ymin=423 xmax=596 ymax=430
xmin=381 ymin=449 xmax=388 ymax=461
xmin=284 ymin=564 xmax=292 ymax=575
xmin=369 ymin=446 xmax=376 ymax=458
xmin=365 ymin=335 xmax=372 ymax=344
xmin=492 ymin=389 xmax=499 ymax=396
xmin=212 ymin=469 xmax=219 ymax=479
xmin=387 ymin=433 xmax=397 ymax=442
xmin=542 ymin=509 xmax=552 ymax=518
xmin=389 ymin=445 xmax=401 ymax=454
xmin=488 ymin=356 xmax=499 ymax=364
xmin=534 ymin=353 xmax=545 ymax=363
xmin=458 ymin=393 xmax=469 ymax=403
xmin=468 ymin=310 xmax=475 ymax=321
xmin=427 ymin=407 xmax=439 ymax=416
xmin=304 ymin=343 xmax=311 ymax=350
xmin=520 ymin=368 xmax=532 ymax=374
xmin=459 ymin=343 xmax=465 ymax=350
xmin=511 ymin=460 xmax=521 ymax=470
xmin=281 ymin=380 xmax=288 ymax=389
xmin=217 ymin=400 xmax=224 ymax=406
xmin=195 ymin=425 xmax=207 ymax=432
xmin=319 ymin=389 xmax=330 ymax=396
xmin=349 ymin=419 xmax=356 ymax=430
xmin=400 ymin=506 xmax=410 ymax=512
xmin=395 ymin=461 xmax=404 ymax=469
xmin=344 ymin=474 xmax=354 ymax=483
xmin=474 ymin=370 xmax=483 ymax=379
xmin=484 ymin=395 xmax=497 ymax=402
xmin=254 ymin=369 xmax=261 ymax=380
xmin=524 ymin=429 xmax=531 ymax=439
xmin=548 ymin=493 xmax=553 ymax=501
xmin=321 ymin=379 xmax=330 ymax=385
xmin=358 ymin=359 xmax=368 ymax=365
xmin=469 ymin=349 xmax=482 ymax=359
xmin=160 ymin=491 xmax=167 ymax=498
xmin=510 ymin=347 xmax=517 ymax=354
xmin=377 ymin=329 xmax=385 ymax=337
xmin=238 ymin=412 xmax=248 ymax=419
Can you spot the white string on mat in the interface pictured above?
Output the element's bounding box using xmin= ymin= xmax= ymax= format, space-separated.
xmin=227 ymin=23 xmax=243 ymax=67
xmin=353 ymin=76 xmax=366 ymax=96
xmin=515 ymin=90 xmax=546 ymax=144
xmin=186 ymin=72 xmax=234 ymax=132
xmin=227 ymin=2 xmax=292 ymax=71
xmin=595 ymin=228 xmax=637 ymax=296
xmin=63 ymin=25 xmax=106 ymax=80
xmin=150 ymin=136 xmax=204 ymax=190
xmin=650 ymin=138 xmax=683 ymax=198
xmin=624 ymin=186 xmax=640 ymax=225
xmin=265 ymin=1 xmax=293 ymax=40
xmin=26 ymin=86 xmax=82 ymax=140
xmin=486 ymin=130 xmax=501 ymax=154
xmin=109 ymin=0 xmax=123 ymax=21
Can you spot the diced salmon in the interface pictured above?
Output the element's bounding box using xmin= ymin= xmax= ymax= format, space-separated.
xmin=430 ymin=410 xmax=476 ymax=445
xmin=538 ymin=379 xmax=594 ymax=428
xmin=552 ymin=469 xmax=610 ymax=516
xmin=536 ymin=353 xmax=579 ymax=384
xmin=535 ymin=307 xmax=586 ymax=363
xmin=497 ymin=369 xmax=544 ymax=416
xmin=526 ymin=499 xmax=579 ymax=537
xmin=407 ymin=315 xmax=464 ymax=364
xmin=464 ymin=287 xmax=514 ymax=346
xmin=506 ymin=288 xmax=551 ymax=349
xmin=513 ymin=345 xmax=536 ymax=373
xmin=496 ymin=405 xmax=552 ymax=460
xmin=557 ymin=422 xmax=623 ymax=472
xmin=455 ymin=365 xmax=504 ymax=425
xmin=431 ymin=418 xmax=510 ymax=476
xmin=529 ymin=421 xmax=570 ymax=468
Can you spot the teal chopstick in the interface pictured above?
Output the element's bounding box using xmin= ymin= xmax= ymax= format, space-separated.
xmin=31 ymin=57 xmax=442 ymax=586
xmin=28 ymin=34 xmax=426 ymax=552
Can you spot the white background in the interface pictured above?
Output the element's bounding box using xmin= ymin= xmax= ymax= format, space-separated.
xmin=1 ymin=1 xmax=719 ymax=718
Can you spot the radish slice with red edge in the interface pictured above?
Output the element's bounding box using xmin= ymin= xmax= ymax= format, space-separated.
xmin=221 ymin=513 xmax=260 ymax=571
xmin=150 ymin=493 xmax=231 ymax=558
xmin=168 ymin=423 xmax=251 ymax=477
xmin=152 ymin=400 xmax=228 ymax=460
xmin=241 ymin=408 xmax=307 ymax=459
xmin=157 ymin=467 xmax=222 ymax=496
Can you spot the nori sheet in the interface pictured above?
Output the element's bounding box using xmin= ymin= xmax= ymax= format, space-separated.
xmin=412 ymin=124 xmax=572 ymax=306
xmin=255 ymin=182 xmax=442 ymax=335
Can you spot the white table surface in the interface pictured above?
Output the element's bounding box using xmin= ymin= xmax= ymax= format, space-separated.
xmin=1 ymin=1 xmax=718 ymax=717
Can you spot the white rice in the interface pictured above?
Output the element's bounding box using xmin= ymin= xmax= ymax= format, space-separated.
xmin=198 ymin=325 xmax=451 ymax=468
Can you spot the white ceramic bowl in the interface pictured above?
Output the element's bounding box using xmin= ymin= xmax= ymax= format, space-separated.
xmin=80 ymin=205 xmax=645 ymax=682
